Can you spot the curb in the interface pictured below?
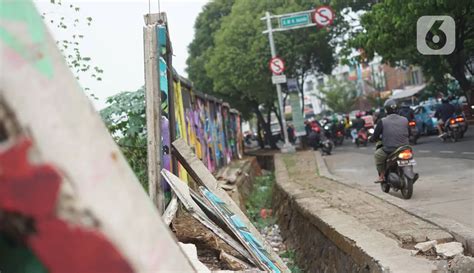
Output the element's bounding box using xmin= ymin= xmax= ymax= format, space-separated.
xmin=315 ymin=151 xmax=474 ymax=256
xmin=273 ymin=153 xmax=439 ymax=273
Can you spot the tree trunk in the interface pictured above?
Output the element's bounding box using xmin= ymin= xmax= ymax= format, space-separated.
xmin=253 ymin=103 xmax=277 ymax=149
xmin=256 ymin=120 xmax=264 ymax=149
xmin=451 ymin=64 xmax=473 ymax=104
xmin=265 ymin=105 xmax=278 ymax=149
xmin=272 ymin=105 xmax=283 ymax=138
xmin=298 ymin=74 xmax=306 ymax=115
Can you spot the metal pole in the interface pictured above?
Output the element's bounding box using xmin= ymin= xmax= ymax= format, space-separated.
xmin=265 ymin=11 xmax=294 ymax=153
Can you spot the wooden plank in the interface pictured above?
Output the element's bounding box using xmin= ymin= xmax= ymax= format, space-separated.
xmin=172 ymin=138 xmax=290 ymax=272
xmin=161 ymin=169 xmax=255 ymax=263
xmin=144 ymin=24 xmax=164 ymax=212
xmin=0 ymin=2 xmax=195 ymax=271
xmin=162 ymin=193 xmax=178 ymax=226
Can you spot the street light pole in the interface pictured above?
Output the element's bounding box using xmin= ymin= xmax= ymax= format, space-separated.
xmin=264 ymin=11 xmax=295 ymax=153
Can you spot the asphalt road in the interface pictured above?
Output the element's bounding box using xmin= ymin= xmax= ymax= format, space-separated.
xmin=332 ymin=127 xmax=474 ymax=160
xmin=324 ymin=128 xmax=474 ymax=230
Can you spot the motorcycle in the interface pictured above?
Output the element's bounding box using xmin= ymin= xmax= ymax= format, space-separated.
xmin=309 ymin=127 xmax=333 ymax=155
xmin=355 ymin=128 xmax=368 ymax=147
xmin=379 ymin=144 xmax=419 ymax=199
xmin=334 ymin=128 xmax=345 ymax=146
xmin=454 ymin=114 xmax=467 ymax=138
xmin=408 ymin=121 xmax=419 ymax=145
xmin=442 ymin=117 xmax=462 ymax=142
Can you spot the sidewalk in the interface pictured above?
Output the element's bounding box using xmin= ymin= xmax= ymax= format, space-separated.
xmin=319 ymin=149 xmax=474 ymax=256
xmin=273 ymin=151 xmax=459 ymax=273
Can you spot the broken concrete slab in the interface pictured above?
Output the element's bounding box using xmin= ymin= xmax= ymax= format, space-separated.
xmin=161 ymin=169 xmax=254 ymax=263
xmin=435 ymin=242 xmax=464 ymax=258
xmin=179 ymin=243 xmax=211 ymax=273
xmin=450 ymin=255 xmax=474 ymax=273
xmin=415 ymin=240 xmax=437 ymax=252
xmin=219 ymin=250 xmax=252 ymax=271
xmin=172 ymin=139 xmax=289 ymax=272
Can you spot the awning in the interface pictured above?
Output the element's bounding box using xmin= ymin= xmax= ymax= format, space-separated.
xmin=390 ymin=84 xmax=426 ymax=100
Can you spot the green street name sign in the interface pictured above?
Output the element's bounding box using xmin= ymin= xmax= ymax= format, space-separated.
xmin=280 ymin=14 xmax=310 ymax=28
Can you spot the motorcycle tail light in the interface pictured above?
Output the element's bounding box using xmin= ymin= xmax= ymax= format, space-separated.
xmin=450 ymin=119 xmax=456 ymax=124
xmin=398 ymin=150 xmax=413 ymax=160
xmin=408 ymin=121 xmax=416 ymax=126
xmin=456 ymin=117 xmax=464 ymax=122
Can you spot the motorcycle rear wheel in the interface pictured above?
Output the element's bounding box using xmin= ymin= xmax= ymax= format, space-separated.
xmin=381 ymin=182 xmax=390 ymax=193
xmin=401 ymin=176 xmax=413 ymax=199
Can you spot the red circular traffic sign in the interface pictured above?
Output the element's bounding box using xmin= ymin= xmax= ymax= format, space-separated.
xmin=314 ymin=6 xmax=335 ymax=28
xmin=269 ymin=57 xmax=285 ymax=75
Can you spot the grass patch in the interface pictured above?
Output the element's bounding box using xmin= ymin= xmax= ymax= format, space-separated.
xmin=280 ymin=250 xmax=303 ymax=273
xmin=245 ymin=172 xmax=302 ymax=273
xmin=282 ymin=154 xmax=296 ymax=169
xmin=246 ymin=173 xmax=276 ymax=230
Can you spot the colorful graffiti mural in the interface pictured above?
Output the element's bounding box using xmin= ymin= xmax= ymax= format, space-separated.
xmin=165 ymin=77 xmax=243 ymax=175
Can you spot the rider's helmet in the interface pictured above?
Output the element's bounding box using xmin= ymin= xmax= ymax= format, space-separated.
xmin=441 ymin=96 xmax=450 ymax=103
xmin=384 ymin=99 xmax=398 ymax=114
xmin=355 ymin=112 xmax=362 ymax=118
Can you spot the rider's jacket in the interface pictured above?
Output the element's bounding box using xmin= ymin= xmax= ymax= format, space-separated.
xmin=372 ymin=114 xmax=409 ymax=153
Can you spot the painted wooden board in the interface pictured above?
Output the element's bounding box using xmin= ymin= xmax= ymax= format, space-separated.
xmin=171 ymin=138 xmax=290 ymax=272
xmin=161 ymin=169 xmax=254 ymax=263
xmin=0 ymin=3 xmax=195 ymax=272
xmin=200 ymin=187 xmax=280 ymax=272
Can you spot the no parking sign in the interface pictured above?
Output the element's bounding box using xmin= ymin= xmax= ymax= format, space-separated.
xmin=313 ymin=6 xmax=335 ymax=28
xmin=269 ymin=57 xmax=285 ymax=75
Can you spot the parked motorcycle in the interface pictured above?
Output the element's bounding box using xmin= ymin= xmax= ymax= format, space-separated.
xmin=442 ymin=117 xmax=462 ymax=142
xmin=379 ymin=144 xmax=419 ymax=199
xmin=355 ymin=128 xmax=368 ymax=147
xmin=408 ymin=121 xmax=419 ymax=145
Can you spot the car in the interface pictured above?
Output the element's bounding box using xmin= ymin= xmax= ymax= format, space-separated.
xmin=414 ymin=104 xmax=438 ymax=135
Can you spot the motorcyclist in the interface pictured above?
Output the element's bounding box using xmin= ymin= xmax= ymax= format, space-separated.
xmin=370 ymin=99 xmax=410 ymax=183
xmin=308 ymin=121 xmax=321 ymax=150
xmin=434 ymin=97 xmax=455 ymax=138
xmin=351 ymin=112 xmax=366 ymax=142
xmin=398 ymin=102 xmax=415 ymax=121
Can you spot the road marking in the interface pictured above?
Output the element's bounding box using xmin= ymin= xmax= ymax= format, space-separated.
xmin=359 ymin=147 xmax=367 ymax=150
xmin=439 ymin=151 xmax=455 ymax=154
xmin=461 ymin=152 xmax=474 ymax=155
xmin=418 ymin=150 xmax=431 ymax=153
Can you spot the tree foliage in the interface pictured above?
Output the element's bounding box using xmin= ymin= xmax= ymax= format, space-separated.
xmin=100 ymin=88 xmax=148 ymax=190
xmin=42 ymin=0 xmax=104 ymax=99
xmin=351 ymin=0 xmax=473 ymax=102
xmin=186 ymin=0 xmax=235 ymax=95
xmin=318 ymin=78 xmax=357 ymax=113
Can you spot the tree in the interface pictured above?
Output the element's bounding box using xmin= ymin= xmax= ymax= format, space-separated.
xmin=203 ymin=0 xmax=344 ymax=148
xmin=186 ymin=0 xmax=235 ymax=95
xmin=318 ymin=78 xmax=357 ymax=113
xmin=351 ymin=0 xmax=473 ymax=104
xmin=100 ymin=88 xmax=147 ymax=190
xmin=41 ymin=0 xmax=104 ymax=99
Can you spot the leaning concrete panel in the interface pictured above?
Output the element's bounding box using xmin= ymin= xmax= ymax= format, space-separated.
xmin=0 ymin=1 xmax=195 ymax=272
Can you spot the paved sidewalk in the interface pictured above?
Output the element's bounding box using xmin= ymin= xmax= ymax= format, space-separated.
xmin=280 ymin=151 xmax=452 ymax=245
xmin=320 ymin=149 xmax=474 ymax=255
xmin=274 ymin=151 xmax=454 ymax=272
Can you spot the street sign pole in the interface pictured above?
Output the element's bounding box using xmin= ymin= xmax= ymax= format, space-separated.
xmin=265 ymin=11 xmax=295 ymax=153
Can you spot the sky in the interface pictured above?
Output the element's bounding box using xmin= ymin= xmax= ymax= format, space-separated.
xmin=35 ymin=0 xmax=209 ymax=109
